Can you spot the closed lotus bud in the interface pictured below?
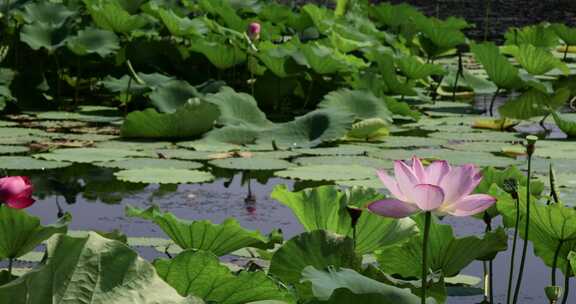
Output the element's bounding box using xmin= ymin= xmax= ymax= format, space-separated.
xmin=526 ymin=135 xmax=538 ymax=156
xmin=247 ymin=22 xmax=261 ymax=41
xmin=503 ymin=178 xmax=519 ymax=200
xmin=545 ymin=285 xmax=562 ymax=303
xmin=346 ymin=206 xmax=362 ymax=228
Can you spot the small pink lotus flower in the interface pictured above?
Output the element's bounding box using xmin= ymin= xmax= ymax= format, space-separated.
xmin=368 ymin=156 xmax=496 ymax=218
xmin=0 ymin=176 xmax=35 ymax=209
xmin=247 ymin=22 xmax=261 ymax=41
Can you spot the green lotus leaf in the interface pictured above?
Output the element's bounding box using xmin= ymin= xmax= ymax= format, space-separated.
xmin=298 ymin=145 xmax=379 ymax=156
xmin=504 ymin=24 xmax=559 ymax=48
xmin=300 ymin=42 xmax=367 ymax=74
xmin=345 ymin=118 xmax=390 ymax=141
xmin=257 ymin=110 xmax=355 ymax=149
xmin=293 ymin=156 xmax=392 ymax=169
xmin=32 ymin=111 xmax=122 ymax=123
xmin=96 ymin=158 xmax=203 ymax=170
xmin=499 ymin=88 xmax=571 ymax=119
xmin=35 ymin=148 xmax=146 ymax=163
xmin=209 ymin=157 xmax=293 ymax=171
xmin=271 ymin=185 xmax=417 ymax=254
xmin=95 ymin=140 xmax=173 ymax=151
xmin=0 ymin=206 xmax=69 ymax=259
xmin=318 ymin=89 xmax=392 ymax=123
xmin=552 ymin=112 xmax=576 ymax=138
xmin=377 ymin=214 xmax=508 ymax=278
xmin=371 ymin=2 xmax=424 ymax=29
xmin=101 ymin=73 xmax=175 ymax=94
xmin=0 ymin=156 xmax=72 ymax=170
xmin=377 ymin=136 xmax=449 ymax=148
xmin=275 ymin=165 xmax=376 ymax=181
xmin=335 ymin=178 xmax=384 ymax=189
xmin=551 ymin=24 xmax=576 ymax=45
xmin=302 ymin=267 xmax=421 ymax=303
xmin=20 ymin=23 xmax=70 ymax=53
xmin=199 ymin=126 xmax=261 ymax=147
xmin=414 ymin=15 xmax=468 ymax=57
xmin=157 ymin=9 xmax=208 ymax=37
xmin=154 ymin=250 xmax=293 ymax=303
xmin=22 ymin=2 xmax=75 ymax=28
xmin=115 ymin=168 xmax=214 ymax=184
xmin=121 ymin=100 xmax=220 ymax=139
xmin=510 ymin=44 xmax=569 ymax=75
xmin=470 ymin=42 xmax=523 ymax=89
xmin=84 ymin=0 xmax=148 ymax=33
xmin=269 ymin=230 xmax=361 ymax=287
xmin=197 ymin=0 xmax=244 ymax=31
xmin=376 ymin=54 xmax=417 ymax=95
xmin=126 ymin=205 xmax=281 ymax=255
xmin=149 ymin=80 xmax=201 ymax=113
xmin=0 ymin=145 xmax=28 ymax=155
xmin=154 ymin=149 xmax=229 ymax=160
xmin=476 ymin=166 xmax=544 ymax=196
xmin=205 ymin=87 xmax=273 ymax=129
xmin=256 ymin=40 xmax=300 ymax=78
xmin=189 ymin=38 xmax=247 ymax=70
xmin=441 ymin=67 xmax=498 ymax=95
xmin=0 ymin=232 xmax=195 ymax=304
xmin=428 ymin=130 xmax=521 ymax=142
xmin=67 ymin=27 xmax=120 ymax=57
xmin=302 ymin=4 xmax=335 ymax=34
xmin=396 ymin=56 xmax=446 ymax=80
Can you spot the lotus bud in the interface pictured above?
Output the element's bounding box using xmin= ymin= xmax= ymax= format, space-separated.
xmin=525 ymin=135 xmax=538 ymax=156
xmin=247 ymin=22 xmax=261 ymax=41
xmin=545 ymin=285 xmax=562 ymax=303
xmin=503 ymin=178 xmax=519 ymax=200
xmin=346 ymin=206 xmax=362 ymax=229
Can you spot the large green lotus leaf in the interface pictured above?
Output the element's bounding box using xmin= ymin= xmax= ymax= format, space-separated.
xmin=101 ymin=73 xmax=175 ymax=94
xmin=189 ymin=38 xmax=246 ymax=70
xmin=199 ymin=126 xmax=260 ymax=147
xmin=157 ymin=9 xmax=208 ymax=37
xmin=84 ymin=0 xmax=148 ymax=33
xmin=197 ymin=0 xmax=244 ymax=31
xmin=209 ymin=157 xmax=293 ymax=171
xmin=370 ymin=2 xmax=424 ymax=29
xmin=302 ymin=267 xmax=421 ymax=303
xmin=0 ymin=145 xmax=28 ymax=155
xmin=115 ymin=168 xmax=214 ymax=184
xmin=376 ymin=136 xmax=449 ymax=148
xmin=494 ymin=186 xmax=576 ymax=274
xmin=0 ymin=206 xmax=69 ymax=259
xmin=476 ymin=166 xmax=544 ymax=196
xmin=35 ymin=148 xmax=145 ymax=163
xmin=300 ymin=42 xmax=367 ymax=74
xmin=22 ymin=2 xmax=75 ymax=27
xmin=345 ymin=118 xmax=389 ymax=141
xmin=205 ymin=87 xmax=273 ymax=129
xmin=121 ymin=101 xmax=220 ymax=139
xmin=32 ymin=110 xmax=122 ymax=123
xmin=428 ymin=130 xmax=521 ymax=142
xmin=470 ymin=42 xmax=523 ymax=89
xmin=302 ymin=4 xmax=335 ymax=34
xmin=154 ymin=250 xmax=293 ymax=303
xmin=149 ymin=80 xmax=200 ymax=113
xmin=293 ymin=156 xmax=392 ymax=169
xmin=377 ymin=214 xmax=508 ymax=278
xmin=271 ymin=185 xmax=417 ymax=255
xmin=95 ymin=140 xmax=173 ymax=151
xmin=504 ymin=24 xmax=559 ymax=48
xmin=552 ymin=112 xmax=576 ymax=138
xmin=96 ymin=158 xmax=203 ymax=170
xmin=309 ymin=287 xmax=423 ymax=304
xmin=441 ymin=67 xmax=498 ymax=95
xmin=256 ymin=41 xmax=299 ymax=78
xmin=396 ymin=56 xmax=445 ymax=80
xmin=510 ymin=44 xmax=569 ymax=75
xmin=375 ymin=54 xmax=417 ymax=96
xmin=126 ymin=205 xmax=281 ymax=255
xmin=67 ymin=27 xmax=120 ymax=57
xmin=499 ymin=88 xmax=570 ymax=119
xmin=0 ymin=156 xmax=71 ymax=170
xmin=257 ymin=110 xmax=354 ymax=149
xmin=0 ymin=232 xmax=196 ymax=304
xmin=269 ymin=230 xmax=361 ymax=285
xmin=317 ymin=89 xmax=392 ymax=123
xmin=275 ymin=165 xmax=375 ymax=181
xmin=154 ymin=149 xmax=229 ymax=160
xmin=298 ymin=145 xmax=379 ymax=156
xmin=20 ymin=23 xmax=69 ymax=53
xmin=414 ymin=16 xmax=467 ymax=57
xmin=551 ymin=24 xmax=576 ymax=45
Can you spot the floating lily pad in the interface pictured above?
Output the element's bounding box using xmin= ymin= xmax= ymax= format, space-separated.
xmin=95 ymin=140 xmax=174 ymax=151
xmin=0 ymin=121 xmax=18 ymax=127
xmin=336 ymin=178 xmax=386 ymax=189
xmin=443 ymin=141 xmax=504 ymax=153
xmin=293 ymin=156 xmax=393 ymax=169
xmin=0 ymin=145 xmax=29 ymax=154
xmin=35 ymin=148 xmax=146 ymax=163
xmin=376 ymin=136 xmax=449 ymax=148
xmin=209 ymin=157 xmax=293 ymax=171
xmin=115 ymin=168 xmax=214 ymax=184
xmin=176 ymin=140 xmax=247 ymax=152
xmin=297 ymin=145 xmax=379 ymax=156
xmin=95 ymin=158 xmax=203 ymax=170
xmin=155 ymin=149 xmax=229 ymax=160
xmin=0 ymin=127 xmax=47 ymax=138
xmin=0 ymin=156 xmax=71 ymax=170
xmin=429 ymin=131 xmax=522 ymax=142
xmin=31 ymin=111 xmax=121 ymax=123
xmin=275 ymin=165 xmax=376 ymax=181
xmin=45 ymin=132 xmax=119 ymax=142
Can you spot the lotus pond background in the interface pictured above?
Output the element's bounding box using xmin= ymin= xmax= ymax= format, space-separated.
xmin=0 ymin=0 xmax=576 ymax=303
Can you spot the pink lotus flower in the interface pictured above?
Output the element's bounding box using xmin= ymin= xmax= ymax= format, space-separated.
xmin=368 ymin=157 xmax=496 ymax=218
xmin=0 ymin=176 xmax=35 ymax=209
xmin=247 ymin=22 xmax=261 ymax=41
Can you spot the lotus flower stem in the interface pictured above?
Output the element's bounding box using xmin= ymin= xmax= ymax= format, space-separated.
xmin=512 ymin=136 xmax=536 ymax=304
xmin=563 ymin=46 xmax=569 ymax=62
xmin=489 ymin=88 xmax=501 ymax=117
xmin=551 ymin=241 xmax=564 ymax=286
xmin=7 ymin=258 xmax=12 ymax=277
xmin=421 ymin=211 xmax=432 ymax=304
xmin=506 ymin=184 xmax=521 ymax=304
xmin=561 ymin=263 xmax=570 ymax=304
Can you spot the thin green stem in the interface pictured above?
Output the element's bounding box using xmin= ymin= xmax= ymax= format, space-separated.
xmin=7 ymin=258 xmax=13 ymax=277
xmin=489 ymin=88 xmax=501 ymax=117
xmin=506 ymin=192 xmax=521 ymax=304
xmin=421 ymin=212 xmax=432 ymax=304
xmin=561 ymin=263 xmax=571 ymax=304
xmin=551 ymin=241 xmax=564 ymax=286
xmin=563 ymin=45 xmax=570 ymax=62
xmin=512 ymin=152 xmax=533 ymax=304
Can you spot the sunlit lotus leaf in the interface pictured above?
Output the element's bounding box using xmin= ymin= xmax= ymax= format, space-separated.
xmin=115 ymin=168 xmax=214 ymax=184
xmin=189 ymin=39 xmax=247 ymax=70
xmin=300 ymin=42 xmax=367 ymax=74
xmin=35 ymin=148 xmax=145 ymax=163
xmin=293 ymin=156 xmax=392 ymax=169
xmin=428 ymin=130 xmax=521 ymax=142
xmin=95 ymin=140 xmax=173 ymax=151
xmin=552 ymin=112 xmax=576 ymax=138
xmin=275 ymin=165 xmax=376 ymax=181
xmin=149 ymin=80 xmax=201 ymax=114
xmin=510 ymin=44 xmax=569 ymax=75
xmin=0 ymin=232 xmax=195 ymax=304
xmin=0 ymin=206 xmax=69 ymax=259
xmin=271 ymin=185 xmax=417 ymax=255
xmin=376 ymin=136 xmax=449 ymax=148
xmin=0 ymin=145 xmax=28 ymax=155
xmin=318 ymin=89 xmax=392 ymax=123
xmin=396 ymin=56 xmax=446 ymax=80
xmin=126 ymin=205 xmax=281 ymax=255
xmin=120 ymin=101 xmax=220 ymax=139
xmin=0 ymin=156 xmax=71 ymax=170
xmin=209 ymin=157 xmax=293 ymax=171
xmin=96 ymin=158 xmax=203 ymax=170
xmin=101 ymin=73 xmax=175 ymax=94
xmin=504 ymin=24 xmax=559 ymax=48
xmin=345 ymin=118 xmax=390 ymax=141
xmin=205 ymin=87 xmax=273 ymax=129
xmin=67 ymin=27 xmax=120 ymax=57
xmin=470 ymin=43 xmax=523 ymax=89
xmin=378 ymin=214 xmax=507 ymax=278
xmin=551 ymin=24 xmax=576 ymax=45
xmin=154 ymin=250 xmax=293 ymax=303
xmin=32 ymin=111 xmax=122 ymax=123
xmin=298 ymin=145 xmax=379 ymax=156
